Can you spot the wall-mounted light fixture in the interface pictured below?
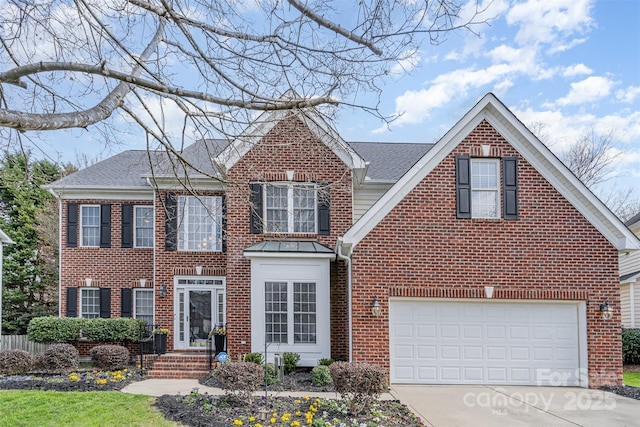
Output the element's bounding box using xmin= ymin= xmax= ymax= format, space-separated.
xmin=139 ymin=278 xmax=147 ymax=288
xmin=85 ymin=278 xmax=92 ymax=287
xmin=599 ymin=300 xmax=613 ymax=320
xmin=371 ymin=297 xmax=382 ymax=317
xmin=195 ymin=266 xmax=203 ymax=276
xmin=159 ymin=284 xmax=168 ymax=298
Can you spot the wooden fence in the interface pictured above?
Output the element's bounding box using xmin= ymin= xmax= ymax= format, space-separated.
xmin=0 ymin=335 xmax=51 ymax=354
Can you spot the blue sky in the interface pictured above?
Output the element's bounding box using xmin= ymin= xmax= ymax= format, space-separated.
xmin=23 ymin=0 xmax=640 ymax=204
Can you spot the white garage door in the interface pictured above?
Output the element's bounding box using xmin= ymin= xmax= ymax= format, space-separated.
xmin=390 ymin=300 xmax=585 ymax=386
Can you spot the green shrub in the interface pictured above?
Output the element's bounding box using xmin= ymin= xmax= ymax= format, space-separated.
xmin=318 ymin=358 xmax=334 ymax=366
xmin=623 ymin=328 xmax=640 ymax=364
xmin=27 ymin=317 xmax=84 ymax=343
xmin=0 ymin=349 xmax=32 ymax=375
xmin=329 ymin=362 xmax=387 ymax=416
xmin=27 ymin=317 xmax=145 ymax=343
xmin=265 ymin=362 xmax=280 ymax=385
xmin=89 ymin=345 xmax=130 ymax=370
xmin=283 ymin=352 xmax=300 ymax=374
xmin=213 ymin=362 xmax=264 ymax=405
xmin=39 ymin=343 xmax=79 ymax=373
xmin=312 ymin=365 xmax=332 ymax=386
xmin=243 ymin=352 xmax=263 ymax=365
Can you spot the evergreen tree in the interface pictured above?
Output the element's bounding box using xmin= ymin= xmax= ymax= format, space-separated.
xmin=0 ymin=152 xmax=67 ymax=334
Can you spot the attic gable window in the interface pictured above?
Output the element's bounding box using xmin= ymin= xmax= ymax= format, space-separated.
xmin=177 ymin=195 xmax=223 ymax=252
xmin=456 ymin=156 xmax=518 ymax=220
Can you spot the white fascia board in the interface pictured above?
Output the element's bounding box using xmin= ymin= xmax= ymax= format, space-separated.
xmin=621 ymin=273 xmax=640 ymax=284
xmin=147 ymin=176 xmax=226 ymax=192
xmin=47 ymin=186 xmax=154 ymax=201
xmin=243 ymin=251 xmax=336 ymax=260
xmin=217 ymin=109 xmax=366 ymax=172
xmin=341 ymin=93 xmax=640 ymax=252
xmin=0 ymin=228 xmax=14 ymax=244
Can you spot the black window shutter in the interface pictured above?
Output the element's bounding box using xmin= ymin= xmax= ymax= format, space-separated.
xmin=66 ymin=287 xmax=78 ymax=317
xmin=221 ymin=196 xmax=227 ymax=252
xmin=67 ymin=203 xmax=78 ymax=248
xmin=100 ymin=288 xmax=111 ymax=318
xmin=503 ymin=157 xmax=519 ymax=220
xmin=100 ymin=204 xmax=111 ymax=248
xmin=121 ymin=288 xmax=133 ymax=318
xmin=249 ymin=182 xmax=263 ymax=234
xmin=165 ymin=193 xmax=177 ymax=251
xmin=317 ymin=183 xmax=330 ymax=235
xmin=456 ymin=156 xmax=472 ymax=219
xmin=121 ymin=204 xmax=133 ymax=248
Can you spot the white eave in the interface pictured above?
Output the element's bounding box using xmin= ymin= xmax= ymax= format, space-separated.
xmin=46 ymin=185 xmax=155 ymax=201
xmin=216 ymin=108 xmax=367 ymax=176
xmin=341 ymin=93 xmax=640 ymax=253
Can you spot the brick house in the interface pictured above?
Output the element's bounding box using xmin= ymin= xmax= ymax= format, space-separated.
xmin=47 ymin=93 xmax=638 ymax=387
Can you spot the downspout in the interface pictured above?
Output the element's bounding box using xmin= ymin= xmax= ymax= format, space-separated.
xmin=146 ymin=178 xmax=157 ymax=324
xmin=336 ymin=238 xmax=353 ymax=362
xmin=631 ymin=282 xmax=636 ymax=328
xmin=48 ymin=189 xmax=63 ymax=318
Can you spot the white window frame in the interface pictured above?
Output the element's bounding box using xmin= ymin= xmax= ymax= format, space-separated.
xmin=80 ymin=287 xmax=100 ymax=318
xmin=264 ymin=183 xmax=317 ymax=233
xmin=134 ymin=206 xmax=154 ymax=248
xmin=134 ymin=288 xmax=154 ymax=326
xmin=264 ymin=281 xmax=318 ymax=345
xmin=471 ymin=159 xmax=500 ymax=219
xmin=80 ymin=205 xmax=100 ymax=247
xmin=177 ymin=195 xmax=223 ymax=252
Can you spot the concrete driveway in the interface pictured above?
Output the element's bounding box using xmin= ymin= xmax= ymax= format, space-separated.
xmin=390 ymin=385 xmax=640 ymax=427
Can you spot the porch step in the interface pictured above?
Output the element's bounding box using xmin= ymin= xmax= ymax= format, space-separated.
xmin=146 ymin=353 xmax=213 ymax=379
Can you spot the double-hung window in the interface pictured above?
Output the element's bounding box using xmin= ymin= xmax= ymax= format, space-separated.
xmin=265 ymin=281 xmax=317 ymax=345
xmin=177 ymin=196 xmax=222 ymax=251
xmin=265 ymin=183 xmax=316 ymax=233
xmin=134 ymin=206 xmax=154 ymax=248
xmin=471 ymin=159 xmax=499 ymax=218
xmin=80 ymin=288 xmax=100 ymax=318
xmin=134 ymin=288 xmax=154 ymax=326
xmin=81 ymin=205 xmax=100 ymax=247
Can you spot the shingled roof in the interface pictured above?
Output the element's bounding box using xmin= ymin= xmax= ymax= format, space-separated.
xmin=48 ymin=139 xmax=433 ymax=189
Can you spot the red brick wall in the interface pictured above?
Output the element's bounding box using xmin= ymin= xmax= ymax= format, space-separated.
xmin=350 ymin=120 xmax=622 ymax=387
xmin=226 ymin=114 xmax=353 ymax=358
xmin=60 ymin=200 xmax=154 ymax=318
xmin=153 ymin=190 xmax=227 ymax=349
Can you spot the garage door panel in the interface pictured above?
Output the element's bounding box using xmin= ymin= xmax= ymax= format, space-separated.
xmin=390 ymin=300 xmax=582 ymax=385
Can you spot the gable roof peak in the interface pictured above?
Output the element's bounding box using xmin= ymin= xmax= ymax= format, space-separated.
xmin=216 ymin=107 xmax=367 ymax=175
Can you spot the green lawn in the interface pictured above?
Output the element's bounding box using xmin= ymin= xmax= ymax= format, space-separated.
xmin=0 ymin=390 xmax=179 ymax=427
xmin=624 ymin=372 xmax=640 ymax=388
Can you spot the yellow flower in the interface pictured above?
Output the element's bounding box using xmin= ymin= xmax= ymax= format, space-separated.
xmin=233 ymin=420 xmax=243 ymax=425
xmin=270 ymin=418 xmax=276 ymax=424
xmin=272 ymin=413 xmax=277 ymax=417
xmin=295 ymin=411 xmax=301 ymax=416
xmin=303 ymin=396 xmax=310 ymax=400
xmin=68 ymin=374 xmax=79 ymax=382
xmin=255 ymin=424 xmax=262 ymax=427
xmin=291 ymin=422 xmax=300 ymax=427
xmin=249 ymin=416 xmax=255 ymax=422
xmin=281 ymin=413 xmax=291 ymax=422
xmin=96 ymin=378 xmax=107 ymax=385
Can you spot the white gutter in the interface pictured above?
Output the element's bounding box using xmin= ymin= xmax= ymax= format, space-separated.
xmin=336 ymin=238 xmax=353 ymax=362
xmin=631 ymin=282 xmax=636 ymax=328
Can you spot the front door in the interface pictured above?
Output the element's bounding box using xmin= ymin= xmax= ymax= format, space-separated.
xmin=174 ymin=277 xmax=226 ymax=350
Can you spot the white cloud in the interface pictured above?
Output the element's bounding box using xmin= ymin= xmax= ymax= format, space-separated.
xmin=616 ymin=86 xmax=640 ymax=104
xmin=506 ymin=0 xmax=594 ymax=48
xmin=563 ymin=64 xmax=592 ymax=77
xmin=556 ymin=76 xmax=614 ymax=106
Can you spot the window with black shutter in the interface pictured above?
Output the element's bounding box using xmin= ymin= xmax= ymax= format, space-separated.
xmin=121 ymin=204 xmax=133 ymax=248
xmin=66 ymin=203 xmax=78 ymax=247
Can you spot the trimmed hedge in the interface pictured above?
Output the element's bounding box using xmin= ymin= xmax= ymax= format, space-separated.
xmin=213 ymin=362 xmax=264 ymax=405
xmin=623 ymin=328 xmax=640 ymax=365
xmin=330 ymin=362 xmax=387 ymax=416
xmin=38 ymin=343 xmax=79 ymax=373
xmin=27 ymin=317 xmax=145 ymax=343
